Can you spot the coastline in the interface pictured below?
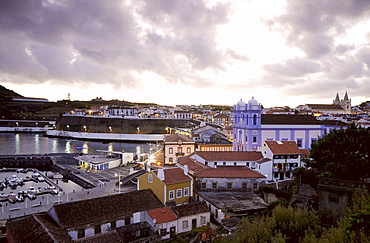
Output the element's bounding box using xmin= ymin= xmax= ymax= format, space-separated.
xmin=45 ymin=129 xmax=164 ymax=142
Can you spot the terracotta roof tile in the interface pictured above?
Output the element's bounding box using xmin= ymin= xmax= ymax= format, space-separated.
xmin=49 ymin=189 xmax=163 ymax=229
xmin=153 ymin=167 xmax=192 ymax=185
xmin=147 ymin=207 xmax=177 ymax=224
xmin=262 ymin=114 xmax=321 ymax=125
xmin=193 ymin=151 xmax=263 ymax=161
xmin=265 ymin=141 xmax=302 ymax=155
xmin=164 ymin=133 xmax=194 ymax=143
xmin=177 ymin=156 xmax=211 ymax=174
xmin=300 ymin=149 xmax=310 ymax=158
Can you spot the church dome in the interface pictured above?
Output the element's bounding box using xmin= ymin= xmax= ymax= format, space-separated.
xmin=237 ymin=99 xmax=246 ymax=107
xmin=248 ymin=97 xmax=258 ymax=106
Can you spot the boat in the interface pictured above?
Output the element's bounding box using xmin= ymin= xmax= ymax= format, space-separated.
xmin=76 ymin=147 xmax=87 ymax=150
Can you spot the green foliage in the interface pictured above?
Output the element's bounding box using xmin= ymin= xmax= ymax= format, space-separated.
xmin=307 ymin=123 xmax=370 ymax=181
xmin=214 ymin=190 xmax=370 ymax=242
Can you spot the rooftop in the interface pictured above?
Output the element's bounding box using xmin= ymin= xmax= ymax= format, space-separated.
xmin=191 ymin=151 xmax=264 ymax=161
xmin=264 ymin=141 xmax=302 ymax=155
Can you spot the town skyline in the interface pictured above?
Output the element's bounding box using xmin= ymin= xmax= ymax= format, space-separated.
xmin=1 ymin=0 xmax=370 ymax=108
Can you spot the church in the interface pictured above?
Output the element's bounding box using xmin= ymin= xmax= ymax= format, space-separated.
xmin=232 ymin=96 xmax=347 ymax=151
xmin=303 ymin=91 xmax=352 ymax=114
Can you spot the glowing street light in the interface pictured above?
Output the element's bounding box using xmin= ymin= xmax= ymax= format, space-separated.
xmin=83 ymin=125 xmax=87 ymax=132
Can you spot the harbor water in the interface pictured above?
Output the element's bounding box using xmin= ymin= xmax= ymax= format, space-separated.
xmin=0 ymin=133 xmax=151 ymax=155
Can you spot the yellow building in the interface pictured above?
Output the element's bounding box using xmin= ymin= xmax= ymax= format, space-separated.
xmin=138 ymin=167 xmax=193 ymax=206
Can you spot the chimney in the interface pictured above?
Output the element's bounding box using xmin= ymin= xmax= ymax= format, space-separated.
xmin=157 ymin=169 xmax=165 ymax=181
xmin=184 ymin=165 xmax=189 ymax=176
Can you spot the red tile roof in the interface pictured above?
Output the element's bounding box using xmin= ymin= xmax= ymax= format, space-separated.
xmin=153 ymin=167 xmax=192 ymax=185
xmin=147 ymin=207 xmax=177 ymax=224
xmin=164 ymin=133 xmax=194 ymax=143
xmin=193 ymin=151 xmax=263 ymax=161
xmin=300 ymin=149 xmax=310 ymax=158
xmin=177 ymin=156 xmax=211 ymax=174
xmin=196 ymin=166 xmax=265 ymax=178
xmin=264 ymin=141 xmax=302 ymax=155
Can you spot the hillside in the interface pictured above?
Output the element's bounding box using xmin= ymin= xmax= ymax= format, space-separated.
xmin=0 ymin=85 xmax=24 ymax=98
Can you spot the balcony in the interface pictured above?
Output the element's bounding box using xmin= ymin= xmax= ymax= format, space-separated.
xmin=175 ymin=152 xmax=185 ymax=156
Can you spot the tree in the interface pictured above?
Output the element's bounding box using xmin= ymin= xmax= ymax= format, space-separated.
xmin=306 ymin=123 xmax=370 ymax=181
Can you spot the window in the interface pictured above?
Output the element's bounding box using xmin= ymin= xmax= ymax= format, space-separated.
xmin=253 ymin=137 xmax=257 ymax=143
xmin=201 ymin=216 xmax=206 ymax=225
xmin=223 ymin=162 xmax=226 ymax=165
xmin=169 ymin=148 xmax=173 ymax=154
xmin=178 ymin=147 xmax=182 ymax=153
xmin=297 ymin=139 xmax=303 ymax=147
xmin=246 ymin=162 xmax=249 ymax=167
xmin=94 ymin=224 xmax=101 ymax=234
xmin=253 ymin=114 xmax=257 ymax=125
xmin=148 ymin=174 xmax=153 ymax=183
xmin=161 ymin=229 xmax=167 ymax=236
xmin=77 ymin=228 xmax=85 ymax=239
xmin=110 ymin=221 xmax=116 ymax=229
xmin=212 ymin=182 xmax=218 ymax=189
xmin=182 ymin=220 xmax=189 ymax=229
xmin=234 ymin=162 xmax=237 ymax=165
xmin=242 ymin=182 xmax=248 ymax=189
xmin=169 ymin=190 xmax=175 ymax=200
xmin=184 ymin=187 xmax=189 ymax=196
xmin=214 ymin=162 xmax=217 ymax=166
xmin=205 ymin=161 xmax=208 ymax=165
xmin=201 ymin=182 xmax=207 ymax=189
xmin=187 ymin=147 xmax=191 ymax=153
xmin=227 ymin=182 xmax=233 ymax=189
xmin=169 ymin=157 xmax=173 ymax=163
xmin=125 ymin=217 xmax=131 ymax=225
xmin=252 ymin=182 xmax=259 ymax=190
xmin=177 ymin=189 xmax=182 ymax=198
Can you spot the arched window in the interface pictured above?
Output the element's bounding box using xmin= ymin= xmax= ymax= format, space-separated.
xmin=187 ymin=147 xmax=191 ymax=153
xmin=253 ymin=114 xmax=257 ymax=125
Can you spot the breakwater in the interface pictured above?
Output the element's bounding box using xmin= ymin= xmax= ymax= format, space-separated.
xmin=56 ymin=116 xmax=199 ymax=134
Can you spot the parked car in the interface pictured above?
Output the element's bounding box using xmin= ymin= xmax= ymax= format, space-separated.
xmin=16 ymin=196 xmax=24 ymax=202
xmin=27 ymin=194 xmax=37 ymax=200
xmin=8 ymin=197 xmax=17 ymax=204
xmin=51 ymin=189 xmax=60 ymax=195
xmin=0 ymin=193 xmax=9 ymax=198
xmin=28 ymin=187 xmax=36 ymax=194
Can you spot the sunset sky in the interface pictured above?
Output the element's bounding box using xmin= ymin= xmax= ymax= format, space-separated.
xmin=1 ymin=0 xmax=370 ymax=107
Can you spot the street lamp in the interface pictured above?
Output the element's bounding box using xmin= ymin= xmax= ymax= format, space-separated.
xmin=115 ymin=171 xmax=122 ymax=193
xmin=66 ymin=125 xmax=69 ymax=131
xmin=83 ymin=125 xmax=87 ymax=132
xmin=109 ymin=127 xmax=112 ymax=133
xmin=137 ymin=127 xmax=140 ymax=134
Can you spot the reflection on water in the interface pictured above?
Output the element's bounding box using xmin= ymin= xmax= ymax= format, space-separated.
xmin=0 ymin=133 xmax=150 ymax=155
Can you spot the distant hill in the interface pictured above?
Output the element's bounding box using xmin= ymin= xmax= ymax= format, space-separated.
xmin=0 ymin=85 xmax=24 ymax=98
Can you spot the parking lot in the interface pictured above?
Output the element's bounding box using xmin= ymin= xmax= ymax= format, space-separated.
xmin=0 ymin=156 xmax=141 ymax=221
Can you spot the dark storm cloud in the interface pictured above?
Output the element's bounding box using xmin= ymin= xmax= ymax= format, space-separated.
xmin=262 ymin=0 xmax=370 ymax=102
xmin=0 ymin=0 xmax=240 ymax=88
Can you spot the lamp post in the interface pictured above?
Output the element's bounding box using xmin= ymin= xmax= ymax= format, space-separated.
xmin=137 ymin=127 xmax=140 ymax=134
xmin=83 ymin=125 xmax=87 ymax=132
xmin=66 ymin=125 xmax=69 ymax=131
xmin=115 ymin=171 xmax=122 ymax=193
xmin=109 ymin=127 xmax=112 ymax=133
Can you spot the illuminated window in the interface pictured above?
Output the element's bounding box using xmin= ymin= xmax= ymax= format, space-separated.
xmin=201 ymin=216 xmax=206 ymax=225
xmin=187 ymin=147 xmax=191 ymax=153
xmin=169 ymin=148 xmax=173 ymax=154
xmin=169 ymin=157 xmax=173 ymax=163
xmin=148 ymin=174 xmax=153 ymax=183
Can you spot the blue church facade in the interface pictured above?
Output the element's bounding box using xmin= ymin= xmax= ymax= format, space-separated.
xmin=233 ymin=97 xmax=343 ymax=151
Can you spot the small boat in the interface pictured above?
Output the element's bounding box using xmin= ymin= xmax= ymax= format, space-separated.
xmin=76 ymin=147 xmax=86 ymax=150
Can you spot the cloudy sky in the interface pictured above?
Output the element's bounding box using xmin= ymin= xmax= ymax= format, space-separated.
xmin=1 ymin=0 xmax=370 ymax=108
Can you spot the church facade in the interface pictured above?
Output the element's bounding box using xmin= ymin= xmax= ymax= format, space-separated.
xmin=232 ymin=97 xmax=345 ymax=151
